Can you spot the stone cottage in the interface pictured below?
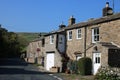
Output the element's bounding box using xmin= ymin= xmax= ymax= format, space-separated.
xmin=44 ymin=24 xmax=66 ymax=72
xmin=26 ymin=35 xmax=45 ymax=65
xmin=26 ymin=2 xmax=120 ymax=74
xmin=65 ymin=2 xmax=120 ymax=74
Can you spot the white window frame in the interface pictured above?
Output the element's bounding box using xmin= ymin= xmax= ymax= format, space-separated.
xmin=67 ymin=30 xmax=72 ymax=40
xmin=95 ymin=53 xmax=101 ymax=64
xmin=50 ymin=35 xmax=54 ymax=44
xmin=92 ymin=27 xmax=99 ymax=43
xmin=76 ymin=29 xmax=82 ymax=39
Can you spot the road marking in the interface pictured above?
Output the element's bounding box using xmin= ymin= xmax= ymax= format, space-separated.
xmin=53 ymin=76 xmax=58 ymax=78
xmin=49 ymin=74 xmax=53 ymax=76
xmin=49 ymin=74 xmax=63 ymax=80
xmin=57 ymin=77 xmax=63 ymax=80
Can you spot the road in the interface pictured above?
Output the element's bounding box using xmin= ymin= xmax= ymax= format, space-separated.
xmin=0 ymin=58 xmax=64 ymax=80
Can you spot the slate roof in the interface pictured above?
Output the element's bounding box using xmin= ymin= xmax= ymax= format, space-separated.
xmin=45 ymin=13 xmax=120 ymax=36
xmin=65 ymin=13 xmax=120 ymax=30
xmin=44 ymin=27 xmax=65 ymax=36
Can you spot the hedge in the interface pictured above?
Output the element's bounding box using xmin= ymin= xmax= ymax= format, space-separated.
xmin=77 ymin=57 xmax=92 ymax=75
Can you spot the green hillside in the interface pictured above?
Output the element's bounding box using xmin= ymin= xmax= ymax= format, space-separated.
xmin=16 ymin=32 xmax=47 ymax=43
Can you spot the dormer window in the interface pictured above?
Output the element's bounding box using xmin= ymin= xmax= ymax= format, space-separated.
xmin=92 ymin=27 xmax=99 ymax=43
xmin=68 ymin=30 xmax=72 ymax=40
xmin=50 ymin=35 xmax=54 ymax=44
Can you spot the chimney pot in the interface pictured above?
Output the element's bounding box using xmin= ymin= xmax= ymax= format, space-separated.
xmin=102 ymin=2 xmax=113 ymax=16
xmin=68 ymin=15 xmax=75 ymax=25
xmin=59 ymin=22 xmax=66 ymax=29
xmin=106 ymin=2 xmax=109 ymax=7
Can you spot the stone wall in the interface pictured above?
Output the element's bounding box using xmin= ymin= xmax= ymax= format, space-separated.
xmin=66 ymin=28 xmax=84 ymax=60
xmin=85 ymin=19 xmax=120 ymax=67
xmin=66 ymin=18 xmax=120 ymax=67
xmin=44 ymin=34 xmax=62 ymax=71
xmin=26 ymin=40 xmax=45 ymax=64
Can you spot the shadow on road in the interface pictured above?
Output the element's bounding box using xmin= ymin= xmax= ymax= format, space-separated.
xmin=0 ymin=67 xmax=51 ymax=75
xmin=0 ymin=58 xmax=28 ymax=66
xmin=0 ymin=58 xmax=51 ymax=75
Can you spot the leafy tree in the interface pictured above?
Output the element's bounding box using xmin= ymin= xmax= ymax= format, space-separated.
xmin=0 ymin=26 xmax=28 ymax=58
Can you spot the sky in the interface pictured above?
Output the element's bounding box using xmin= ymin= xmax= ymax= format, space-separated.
xmin=0 ymin=0 xmax=120 ymax=32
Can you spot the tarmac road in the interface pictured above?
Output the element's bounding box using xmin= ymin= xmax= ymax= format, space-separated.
xmin=0 ymin=58 xmax=63 ymax=80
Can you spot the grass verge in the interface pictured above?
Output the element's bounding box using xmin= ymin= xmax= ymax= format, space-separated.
xmin=61 ymin=73 xmax=95 ymax=80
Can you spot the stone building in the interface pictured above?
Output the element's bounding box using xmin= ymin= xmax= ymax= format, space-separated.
xmin=26 ymin=2 xmax=120 ymax=74
xmin=44 ymin=24 xmax=66 ymax=72
xmin=26 ymin=26 xmax=66 ymax=72
xmin=65 ymin=2 xmax=120 ymax=74
xmin=26 ymin=36 xmax=45 ymax=65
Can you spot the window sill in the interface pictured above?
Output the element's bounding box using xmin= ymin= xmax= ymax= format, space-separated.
xmin=67 ymin=39 xmax=72 ymax=41
xmin=76 ymin=38 xmax=82 ymax=40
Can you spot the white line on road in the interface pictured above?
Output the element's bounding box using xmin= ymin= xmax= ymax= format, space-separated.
xmin=49 ymin=74 xmax=53 ymax=76
xmin=49 ymin=74 xmax=63 ymax=80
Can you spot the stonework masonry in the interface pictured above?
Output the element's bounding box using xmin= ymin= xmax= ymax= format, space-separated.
xmin=66 ymin=15 xmax=120 ymax=67
xmin=66 ymin=28 xmax=84 ymax=60
xmin=27 ymin=39 xmax=45 ymax=64
xmin=44 ymin=34 xmax=62 ymax=71
xmin=27 ymin=12 xmax=120 ymax=73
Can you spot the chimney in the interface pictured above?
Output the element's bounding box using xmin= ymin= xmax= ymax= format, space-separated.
xmin=106 ymin=2 xmax=109 ymax=7
xmin=59 ymin=22 xmax=66 ymax=29
xmin=103 ymin=2 xmax=113 ymax=16
xmin=68 ymin=15 xmax=75 ymax=25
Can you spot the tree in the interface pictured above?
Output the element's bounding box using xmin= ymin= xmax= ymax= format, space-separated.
xmin=0 ymin=26 xmax=28 ymax=58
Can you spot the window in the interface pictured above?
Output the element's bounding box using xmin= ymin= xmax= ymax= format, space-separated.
xmin=77 ymin=29 xmax=82 ymax=39
xmin=42 ymin=39 xmax=45 ymax=47
xmin=68 ymin=30 xmax=72 ymax=40
xmin=59 ymin=37 xmax=62 ymax=44
xmin=92 ymin=27 xmax=99 ymax=43
xmin=95 ymin=53 xmax=100 ymax=63
xmin=50 ymin=35 xmax=54 ymax=44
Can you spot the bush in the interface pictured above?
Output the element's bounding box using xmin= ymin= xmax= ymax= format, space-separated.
xmin=95 ymin=66 xmax=120 ymax=80
xmin=66 ymin=60 xmax=78 ymax=74
xmin=77 ymin=57 xmax=92 ymax=75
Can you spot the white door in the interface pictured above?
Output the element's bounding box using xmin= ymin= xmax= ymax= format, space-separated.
xmin=93 ymin=53 xmax=101 ymax=75
xmin=77 ymin=56 xmax=81 ymax=61
xmin=46 ymin=53 xmax=54 ymax=71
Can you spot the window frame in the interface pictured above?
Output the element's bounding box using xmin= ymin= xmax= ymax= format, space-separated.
xmin=95 ymin=53 xmax=101 ymax=64
xmin=76 ymin=28 xmax=82 ymax=39
xmin=92 ymin=27 xmax=99 ymax=43
xmin=50 ymin=35 xmax=54 ymax=44
xmin=67 ymin=30 xmax=72 ymax=41
xmin=59 ymin=36 xmax=63 ymax=44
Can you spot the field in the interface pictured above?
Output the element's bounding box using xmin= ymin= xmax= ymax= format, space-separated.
xmin=16 ymin=32 xmax=47 ymax=43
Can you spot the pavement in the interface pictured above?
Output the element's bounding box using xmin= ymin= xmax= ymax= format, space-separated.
xmin=0 ymin=58 xmax=64 ymax=80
